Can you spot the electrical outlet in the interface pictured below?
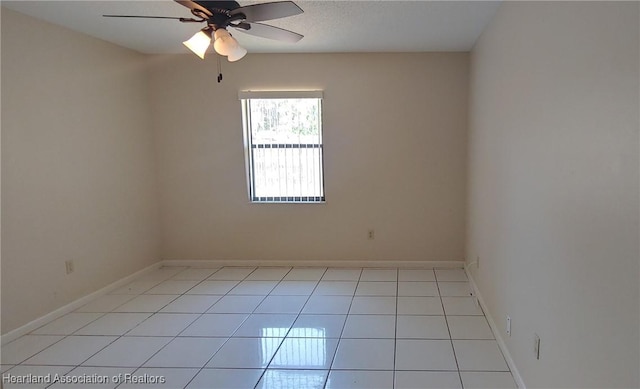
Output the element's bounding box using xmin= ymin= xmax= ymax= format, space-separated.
xmin=534 ymin=333 xmax=541 ymax=359
xmin=368 ymin=229 xmax=375 ymax=240
xmin=506 ymin=316 xmax=511 ymax=336
xmin=65 ymin=260 xmax=74 ymax=275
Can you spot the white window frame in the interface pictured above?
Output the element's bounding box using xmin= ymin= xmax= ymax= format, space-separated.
xmin=240 ymin=90 xmax=325 ymax=203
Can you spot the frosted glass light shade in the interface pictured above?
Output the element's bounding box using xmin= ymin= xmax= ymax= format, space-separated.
xmin=213 ymin=28 xmax=239 ymax=56
xmin=228 ymin=45 xmax=247 ymax=62
xmin=183 ymin=31 xmax=211 ymax=59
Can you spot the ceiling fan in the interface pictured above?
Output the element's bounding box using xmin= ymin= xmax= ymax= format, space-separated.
xmin=104 ymin=0 xmax=304 ymax=62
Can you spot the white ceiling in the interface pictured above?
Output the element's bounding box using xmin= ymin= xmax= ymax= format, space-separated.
xmin=3 ymin=1 xmax=501 ymax=54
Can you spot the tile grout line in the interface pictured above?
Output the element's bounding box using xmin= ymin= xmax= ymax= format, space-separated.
xmin=110 ymin=267 xmax=227 ymax=387
xmin=88 ymin=266 xmax=223 ymax=389
xmin=28 ymin=268 xmax=190 ymax=388
xmin=7 ymin=266 xmax=504 ymax=389
xmin=252 ymin=267 xmax=329 ymax=389
xmin=392 ymin=268 xmax=399 ymax=389
xmin=29 ymin=312 xmax=109 ymax=339
xmin=9 ymin=266 xmax=282 ymax=386
xmin=80 ymin=265 xmax=226 ymax=388
xmin=179 ymin=265 xmax=274 ymax=389
xmin=435 ymin=268 xmax=465 ymax=389
xmin=6 ymin=269 xmax=185 ymax=368
xmin=146 ymin=266 xmax=301 ymax=388
xmin=322 ymin=267 xmax=363 ymax=389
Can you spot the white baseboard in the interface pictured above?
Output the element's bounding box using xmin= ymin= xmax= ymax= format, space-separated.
xmin=1 ymin=261 xmax=163 ymax=345
xmin=161 ymin=259 xmax=464 ymax=269
xmin=465 ymin=265 xmax=526 ymax=389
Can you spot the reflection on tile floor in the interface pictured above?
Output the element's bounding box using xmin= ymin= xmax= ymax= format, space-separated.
xmin=1 ymin=266 xmax=517 ymax=388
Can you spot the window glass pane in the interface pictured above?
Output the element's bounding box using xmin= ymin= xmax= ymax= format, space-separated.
xmin=249 ymin=98 xmax=320 ymax=143
xmin=243 ymin=96 xmax=324 ymax=203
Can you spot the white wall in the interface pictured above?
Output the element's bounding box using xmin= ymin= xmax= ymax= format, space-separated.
xmin=0 ymin=5 xmax=4 ymax=338
xmin=466 ymin=2 xmax=639 ymax=387
xmin=1 ymin=9 xmax=160 ymax=333
xmin=150 ymin=53 xmax=469 ymax=263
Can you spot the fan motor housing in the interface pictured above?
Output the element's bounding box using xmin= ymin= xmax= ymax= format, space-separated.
xmin=196 ymin=1 xmax=241 ymax=13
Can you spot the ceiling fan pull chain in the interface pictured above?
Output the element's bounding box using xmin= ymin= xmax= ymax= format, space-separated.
xmin=217 ymin=55 xmax=223 ymax=83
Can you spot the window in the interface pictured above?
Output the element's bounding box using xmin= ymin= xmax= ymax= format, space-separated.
xmin=240 ymin=91 xmax=325 ymax=203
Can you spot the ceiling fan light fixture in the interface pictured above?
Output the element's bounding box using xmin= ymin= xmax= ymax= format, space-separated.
xmin=227 ymin=45 xmax=247 ymax=62
xmin=213 ymin=28 xmax=239 ymax=56
xmin=183 ymin=29 xmax=211 ymax=59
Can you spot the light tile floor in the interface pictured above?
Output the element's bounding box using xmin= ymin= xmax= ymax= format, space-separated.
xmin=1 ymin=267 xmax=517 ymax=388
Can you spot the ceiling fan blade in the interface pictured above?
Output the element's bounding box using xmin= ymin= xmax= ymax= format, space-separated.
xmin=174 ymin=0 xmax=213 ymax=18
xmin=230 ymin=1 xmax=302 ymax=22
xmin=232 ymin=22 xmax=303 ymax=43
xmin=103 ymin=15 xmax=204 ymax=23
